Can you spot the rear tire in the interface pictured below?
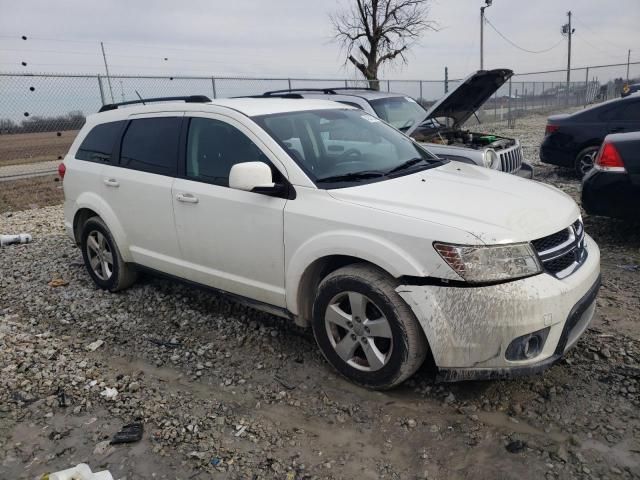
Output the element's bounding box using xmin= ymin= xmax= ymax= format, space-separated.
xmin=311 ymin=264 xmax=428 ymax=390
xmin=80 ymin=217 xmax=137 ymax=292
xmin=575 ymin=146 xmax=599 ymax=177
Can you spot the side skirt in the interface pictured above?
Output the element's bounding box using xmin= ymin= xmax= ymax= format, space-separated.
xmin=133 ymin=264 xmax=295 ymax=321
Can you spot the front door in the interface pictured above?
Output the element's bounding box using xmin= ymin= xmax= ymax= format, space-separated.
xmin=172 ymin=114 xmax=288 ymax=307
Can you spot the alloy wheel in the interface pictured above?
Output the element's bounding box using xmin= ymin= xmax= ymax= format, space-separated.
xmin=86 ymin=230 xmax=114 ymax=281
xmin=324 ymin=291 xmax=393 ymax=372
xmin=578 ymin=150 xmax=598 ymax=175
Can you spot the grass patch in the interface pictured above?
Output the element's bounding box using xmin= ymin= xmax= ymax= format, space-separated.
xmin=0 ymin=175 xmax=64 ymax=213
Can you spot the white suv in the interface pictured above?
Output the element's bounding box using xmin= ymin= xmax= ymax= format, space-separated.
xmin=61 ymin=95 xmax=601 ymax=389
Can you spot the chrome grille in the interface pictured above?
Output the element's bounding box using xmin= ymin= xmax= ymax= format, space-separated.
xmin=532 ymin=219 xmax=587 ymax=278
xmin=499 ymin=144 xmax=523 ymax=173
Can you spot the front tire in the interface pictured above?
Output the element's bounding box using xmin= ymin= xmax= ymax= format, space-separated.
xmin=575 ymin=146 xmax=599 ymax=177
xmin=311 ymin=264 xmax=428 ymax=390
xmin=80 ymin=217 xmax=137 ymax=292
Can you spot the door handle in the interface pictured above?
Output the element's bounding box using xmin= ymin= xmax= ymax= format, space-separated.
xmin=103 ymin=178 xmax=119 ymax=187
xmin=176 ymin=192 xmax=199 ymax=204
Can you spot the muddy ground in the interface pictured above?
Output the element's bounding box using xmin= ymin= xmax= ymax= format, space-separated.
xmin=1 ymin=112 xmax=639 ymax=479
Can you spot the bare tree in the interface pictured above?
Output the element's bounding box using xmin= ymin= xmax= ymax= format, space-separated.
xmin=332 ymin=0 xmax=437 ymax=89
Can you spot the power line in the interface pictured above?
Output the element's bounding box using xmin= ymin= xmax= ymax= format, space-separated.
xmin=484 ymin=17 xmax=564 ymax=54
xmin=572 ymin=15 xmax=629 ymax=51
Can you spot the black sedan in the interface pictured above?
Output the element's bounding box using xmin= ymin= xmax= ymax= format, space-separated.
xmin=582 ymin=131 xmax=640 ymax=219
xmin=540 ymin=95 xmax=640 ymax=176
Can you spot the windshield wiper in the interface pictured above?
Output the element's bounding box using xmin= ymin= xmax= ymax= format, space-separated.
xmin=316 ymin=171 xmax=385 ymax=183
xmin=386 ymin=157 xmax=428 ymax=175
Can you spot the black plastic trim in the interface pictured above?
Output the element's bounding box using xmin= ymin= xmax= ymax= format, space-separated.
xmin=134 ymin=265 xmax=294 ymax=321
xmin=99 ymin=95 xmax=211 ymax=112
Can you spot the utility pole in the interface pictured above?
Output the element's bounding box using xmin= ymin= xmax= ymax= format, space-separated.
xmin=562 ymin=11 xmax=573 ymax=85
xmin=480 ymin=0 xmax=493 ymax=70
xmin=627 ymin=49 xmax=631 ymax=82
xmin=100 ymin=41 xmax=114 ymax=103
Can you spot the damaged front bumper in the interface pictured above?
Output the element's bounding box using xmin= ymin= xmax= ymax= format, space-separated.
xmin=397 ymin=234 xmax=601 ymax=382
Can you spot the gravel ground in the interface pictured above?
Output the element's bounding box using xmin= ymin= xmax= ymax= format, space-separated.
xmin=1 ymin=111 xmax=639 ymax=480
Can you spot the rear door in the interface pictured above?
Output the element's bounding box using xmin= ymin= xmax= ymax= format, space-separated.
xmin=607 ymin=99 xmax=640 ymax=134
xmin=171 ymin=113 xmax=287 ymax=307
xmin=101 ymin=113 xmax=184 ymax=276
xmin=66 ymin=120 xmax=125 ymax=208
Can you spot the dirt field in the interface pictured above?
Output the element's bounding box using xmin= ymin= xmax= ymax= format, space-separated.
xmin=0 ymin=113 xmax=639 ymax=479
xmin=0 ymin=130 xmax=78 ymax=166
xmin=0 ymin=175 xmax=64 ymax=213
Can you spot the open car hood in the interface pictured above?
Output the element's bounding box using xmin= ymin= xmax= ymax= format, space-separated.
xmin=407 ymin=69 xmax=513 ymax=135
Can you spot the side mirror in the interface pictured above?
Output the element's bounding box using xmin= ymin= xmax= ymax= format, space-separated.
xmin=229 ymin=161 xmax=279 ymax=194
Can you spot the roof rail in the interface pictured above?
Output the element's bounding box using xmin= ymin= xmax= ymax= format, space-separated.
xmin=98 ymin=95 xmax=212 ymax=113
xmin=236 ymin=93 xmax=305 ymax=99
xmin=262 ymin=87 xmax=376 ymax=96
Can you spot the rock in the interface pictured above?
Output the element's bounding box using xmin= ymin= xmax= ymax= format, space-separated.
xmin=128 ymin=381 xmax=140 ymax=392
xmin=553 ymin=445 xmax=569 ymax=463
xmin=86 ymin=339 xmax=104 ymax=351
xmin=93 ymin=440 xmax=111 ymax=455
xmin=407 ymin=419 xmax=417 ymax=428
xmin=100 ymin=387 xmax=118 ymax=400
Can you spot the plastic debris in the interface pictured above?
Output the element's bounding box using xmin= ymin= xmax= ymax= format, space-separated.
xmin=56 ymin=386 xmax=68 ymax=408
xmin=0 ymin=233 xmax=32 ymax=247
xmin=110 ymin=421 xmax=143 ymax=444
xmin=505 ymin=440 xmax=526 ymax=453
xmin=210 ymin=457 xmax=221 ymax=466
xmin=45 ymin=463 xmax=113 ymax=480
xmin=85 ymin=339 xmax=104 ymax=351
xmin=100 ymin=387 xmax=118 ymax=400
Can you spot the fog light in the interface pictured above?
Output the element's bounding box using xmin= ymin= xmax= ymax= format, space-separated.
xmin=505 ymin=327 xmax=550 ymax=361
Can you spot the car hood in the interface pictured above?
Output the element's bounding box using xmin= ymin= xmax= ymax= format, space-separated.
xmin=327 ymin=162 xmax=579 ymax=244
xmin=407 ymin=69 xmax=513 ymax=134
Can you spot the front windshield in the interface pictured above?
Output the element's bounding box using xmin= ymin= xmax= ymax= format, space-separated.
xmin=369 ymin=96 xmax=428 ymax=130
xmin=253 ymin=108 xmax=443 ymax=188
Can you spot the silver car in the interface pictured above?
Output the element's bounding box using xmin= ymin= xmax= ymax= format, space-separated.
xmin=259 ymin=69 xmax=533 ymax=178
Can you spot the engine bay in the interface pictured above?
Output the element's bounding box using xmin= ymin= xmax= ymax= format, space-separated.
xmin=412 ymin=128 xmax=516 ymax=151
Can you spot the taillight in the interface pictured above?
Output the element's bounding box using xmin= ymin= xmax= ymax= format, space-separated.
xmin=545 ymin=124 xmax=559 ymax=135
xmin=58 ymin=162 xmax=66 ymax=180
xmin=595 ymin=142 xmax=626 ymax=172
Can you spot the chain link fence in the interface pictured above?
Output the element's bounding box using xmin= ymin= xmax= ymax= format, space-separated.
xmin=1 ymin=61 xmax=639 ymax=179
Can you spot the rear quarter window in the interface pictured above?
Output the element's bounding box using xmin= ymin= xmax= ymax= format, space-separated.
xmin=120 ymin=117 xmax=181 ymax=176
xmin=76 ymin=121 xmax=125 ymax=162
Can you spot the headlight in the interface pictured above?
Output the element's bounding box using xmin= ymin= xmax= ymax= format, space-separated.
xmin=433 ymin=242 xmax=542 ymax=283
xmin=483 ymin=149 xmax=499 ymax=168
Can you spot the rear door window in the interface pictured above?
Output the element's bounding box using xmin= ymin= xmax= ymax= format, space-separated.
xmin=76 ymin=121 xmax=125 ymax=162
xmin=619 ymin=101 xmax=640 ymax=121
xmin=120 ymin=117 xmax=181 ymax=176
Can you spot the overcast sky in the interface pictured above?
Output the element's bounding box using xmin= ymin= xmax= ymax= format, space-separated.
xmin=0 ymin=0 xmax=638 ymax=81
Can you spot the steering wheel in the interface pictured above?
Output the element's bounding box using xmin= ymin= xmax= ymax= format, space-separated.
xmin=336 ymin=148 xmax=363 ymax=163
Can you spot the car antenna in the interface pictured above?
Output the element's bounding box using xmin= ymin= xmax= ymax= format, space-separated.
xmin=134 ymin=90 xmax=146 ymax=105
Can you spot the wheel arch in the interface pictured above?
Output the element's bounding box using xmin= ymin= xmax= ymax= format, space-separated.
xmin=287 ymin=234 xmax=426 ymax=326
xmin=72 ymin=192 xmax=132 ymax=262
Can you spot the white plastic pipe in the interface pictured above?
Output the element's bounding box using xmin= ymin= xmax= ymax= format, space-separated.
xmin=48 ymin=463 xmax=114 ymax=480
xmin=0 ymin=233 xmax=32 ymax=247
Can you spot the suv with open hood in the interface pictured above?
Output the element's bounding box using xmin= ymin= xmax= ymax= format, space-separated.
xmin=258 ymin=69 xmax=532 ymax=178
xmin=61 ymin=96 xmax=598 ymax=390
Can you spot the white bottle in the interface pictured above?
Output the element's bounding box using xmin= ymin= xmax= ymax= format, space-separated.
xmin=48 ymin=463 xmax=114 ymax=480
